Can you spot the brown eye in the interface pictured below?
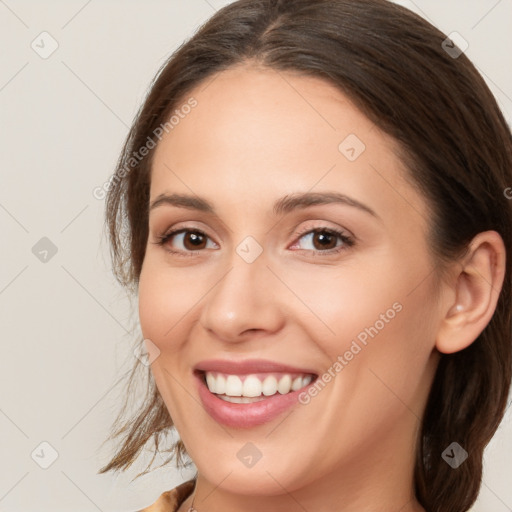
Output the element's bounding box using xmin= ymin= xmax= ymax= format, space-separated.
xmin=182 ymin=231 xmax=207 ymax=250
xmin=156 ymin=228 xmax=218 ymax=254
xmin=311 ymin=230 xmax=338 ymax=250
xmin=292 ymin=227 xmax=354 ymax=254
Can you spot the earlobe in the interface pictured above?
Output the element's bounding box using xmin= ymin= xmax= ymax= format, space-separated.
xmin=435 ymin=231 xmax=506 ymax=355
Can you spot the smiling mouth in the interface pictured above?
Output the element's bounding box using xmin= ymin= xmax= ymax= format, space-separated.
xmin=198 ymin=371 xmax=317 ymax=403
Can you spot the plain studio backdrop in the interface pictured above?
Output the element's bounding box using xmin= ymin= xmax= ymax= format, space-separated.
xmin=0 ymin=1 xmax=511 ymax=511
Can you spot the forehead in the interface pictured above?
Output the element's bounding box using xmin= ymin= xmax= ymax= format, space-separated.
xmin=154 ymin=65 xmax=378 ymax=171
xmin=150 ymin=64 xmax=429 ymax=229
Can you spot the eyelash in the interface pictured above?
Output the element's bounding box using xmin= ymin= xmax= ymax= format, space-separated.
xmin=153 ymin=225 xmax=355 ymax=258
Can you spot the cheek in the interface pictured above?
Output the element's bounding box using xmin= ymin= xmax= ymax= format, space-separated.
xmin=293 ymin=245 xmax=437 ymax=356
xmin=138 ymin=270 xmax=170 ymax=343
xmin=138 ymin=255 xmax=203 ymax=423
xmin=278 ymin=247 xmax=437 ymax=400
xmin=290 ymin=266 xmax=437 ymax=461
xmin=271 ymin=254 xmax=406 ymax=352
xmin=138 ymin=255 xmax=205 ymax=345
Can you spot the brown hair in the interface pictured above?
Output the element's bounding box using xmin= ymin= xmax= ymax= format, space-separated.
xmin=98 ymin=1 xmax=512 ymax=510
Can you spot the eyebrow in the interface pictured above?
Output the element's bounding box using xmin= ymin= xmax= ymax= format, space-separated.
xmin=149 ymin=191 xmax=379 ymax=219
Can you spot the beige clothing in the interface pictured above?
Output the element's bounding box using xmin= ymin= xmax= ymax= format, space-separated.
xmin=139 ymin=479 xmax=196 ymax=512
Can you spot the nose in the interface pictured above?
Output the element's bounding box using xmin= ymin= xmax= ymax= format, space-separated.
xmin=199 ymin=251 xmax=285 ymax=343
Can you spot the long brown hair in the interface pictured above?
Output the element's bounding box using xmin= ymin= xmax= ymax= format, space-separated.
xmin=98 ymin=1 xmax=512 ymax=510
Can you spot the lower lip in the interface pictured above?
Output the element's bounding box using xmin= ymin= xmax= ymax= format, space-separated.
xmin=195 ymin=372 xmax=315 ymax=428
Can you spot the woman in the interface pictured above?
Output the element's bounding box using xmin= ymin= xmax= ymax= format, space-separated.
xmin=98 ymin=0 xmax=512 ymax=511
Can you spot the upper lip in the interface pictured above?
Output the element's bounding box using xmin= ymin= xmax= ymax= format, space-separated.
xmin=194 ymin=358 xmax=318 ymax=375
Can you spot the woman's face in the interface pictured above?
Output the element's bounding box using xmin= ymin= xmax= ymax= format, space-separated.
xmin=139 ymin=65 xmax=443 ymax=499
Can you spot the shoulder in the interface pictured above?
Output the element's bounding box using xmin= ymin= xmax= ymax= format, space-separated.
xmin=138 ymin=479 xmax=196 ymax=512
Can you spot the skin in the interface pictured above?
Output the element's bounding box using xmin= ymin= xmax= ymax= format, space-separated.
xmin=138 ymin=63 xmax=506 ymax=512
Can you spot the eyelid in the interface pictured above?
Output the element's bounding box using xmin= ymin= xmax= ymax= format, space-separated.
xmin=289 ymin=220 xmax=354 ymax=241
xmin=153 ymin=220 xmax=355 ymax=257
xmin=154 ymin=220 xmax=216 ymax=242
xmin=154 ymin=225 xmax=218 ymax=252
xmin=287 ymin=222 xmax=355 ymax=254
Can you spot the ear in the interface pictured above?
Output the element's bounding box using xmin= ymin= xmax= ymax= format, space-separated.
xmin=436 ymin=230 xmax=506 ymax=354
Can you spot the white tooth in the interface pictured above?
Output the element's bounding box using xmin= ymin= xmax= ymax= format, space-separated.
xmin=277 ymin=374 xmax=292 ymax=394
xmin=302 ymin=375 xmax=312 ymax=386
xmin=262 ymin=375 xmax=278 ymax=396
xmin=206 ymin=372 xmax=216 ymax=393
xmin=216 ymin=374 xmax=226 ymax=394
xmin=219 ymin=395 xmax=267 ymax=403
xmin=225 ymin=375 xmax=243 ymax=396
xmin=243 ymin=375 xmax=262 ymax=397
xmin=291 ymin=376 xmax=302 ymax=391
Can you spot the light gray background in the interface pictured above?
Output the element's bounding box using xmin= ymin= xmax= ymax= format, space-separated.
xmin=0 ymin=1 xmax=511 ymax=511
